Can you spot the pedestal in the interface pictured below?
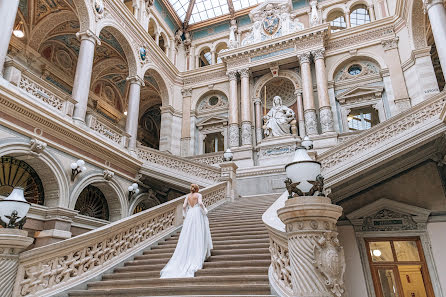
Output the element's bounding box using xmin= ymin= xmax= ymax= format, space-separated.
xmin=34 ymin=207 xmax=78 ymax=247
xmin=219 ymin=161 xmax=238 ymax=201
xmin=278 ymin=196 xmax=345 ymax=297
xmin=257 ymin=135 xmax=301 ymax=167
xmin=0 ymin=229 xmax=33 ymax=297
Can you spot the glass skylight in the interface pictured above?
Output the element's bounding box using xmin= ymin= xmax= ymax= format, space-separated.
xmin=168 ymin=0 xmax=189 ymax=21
xmin=232 ymin=0 xmax=265 ymax=11
xmin=189 ymin=0 xmax=230 ymax=24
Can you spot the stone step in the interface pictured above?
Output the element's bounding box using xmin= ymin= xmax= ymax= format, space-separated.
xmin=159 ymin=238 xmax=268 ymax=247
xmin=149 ymin=242 xmax=269 ymax=252
xmin=69 ymin=284 xmax=272 ymax=296
xmin=203 ymin=259 xmax=271 ymax=269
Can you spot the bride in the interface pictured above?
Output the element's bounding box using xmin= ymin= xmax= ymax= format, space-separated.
xmin=160 ymin=184 xmax=213 ymax=278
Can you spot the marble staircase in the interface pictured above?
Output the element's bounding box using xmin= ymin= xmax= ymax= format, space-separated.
xmin=68 ymin=194 xmax=279 ymax=297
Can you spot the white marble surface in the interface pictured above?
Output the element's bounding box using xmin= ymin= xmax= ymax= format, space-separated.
xmin=262 ymin=190 xmax=287 ymax=232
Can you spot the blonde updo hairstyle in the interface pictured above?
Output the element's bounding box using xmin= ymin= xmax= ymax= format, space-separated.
xmin=190 ymin=184 xmax=199 ymax=193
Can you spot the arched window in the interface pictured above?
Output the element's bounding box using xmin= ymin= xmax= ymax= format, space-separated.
xmin=215 ymin=43 xmax=228 ymax=64
xmin=75 ymin=185 xmax=109 ymax=221
xmin=350 ymin=4 xmax=371 ymax=27
xmin=199 ymin=47 xmax=212 ymax=67
xmin=328 ymin=11 xmax=347 ymax=32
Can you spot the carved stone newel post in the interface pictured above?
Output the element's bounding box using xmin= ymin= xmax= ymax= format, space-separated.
xmin=0 ymin=229 xmax=33 ymax=297
xmin=279 ymin=137 xmax=345 ymax=297
xmin=219 ymin=161 xmax=238 ymax=202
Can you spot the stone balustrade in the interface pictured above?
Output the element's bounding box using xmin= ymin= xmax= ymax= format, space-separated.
xmin=11 ymin=182 xmax=227 ymax=297
xmin=137 ymin=146 xmax=222 ymax=185
xmin=263 ymin=192 xmax=293 ymax=297
xmin=186 ymin=152 xmax=224 ymax=167
xmin=85 ymin=111 xmax=130 ymax=149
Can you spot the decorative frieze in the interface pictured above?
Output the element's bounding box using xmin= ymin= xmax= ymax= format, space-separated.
xmin=304 ymin=109 xmax=318 ymax=135
xmin=229 ymin=124 xmax=240 ymax=148
xmin=319 ymin=106 xmax=334 ymax=133
xmin=381 ymin=37 xmax=399 ymax=51
xmin=241 ymin=121 xmax=252 ymax=146
xmin=326 ymin=25 xmax=394 ymax=51
xmin=19 ymin=75 xmax=64 ymax=111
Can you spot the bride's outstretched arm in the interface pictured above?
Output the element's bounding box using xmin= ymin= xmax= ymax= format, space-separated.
xmin=198 ymin=194 xmax=208 ymax=215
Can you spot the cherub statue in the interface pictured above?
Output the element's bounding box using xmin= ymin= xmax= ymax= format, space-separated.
xmin=284 ymin=178 xmax=304 ymax=198
xmin=174 ymin=29 xmax=183 ymax=47
xmin=1 ymin=210 xmax=26 ymax=229
xmin=307 ymin=174 xmax=325 ymax=196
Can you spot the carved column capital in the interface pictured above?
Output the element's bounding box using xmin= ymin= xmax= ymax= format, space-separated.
xmin=75 ymin=30 xmax=101 ymax=45
xmin=311 ymin=49 xmax=325 ymax=60
xmin=253 ymin=98 xmax=262 ymax=105
xmin=227 ymin=70 xmax=238 ymax=81
xmin=126 ymin=75 xmax=144 ymax=86
xmin=238 ymin=68 xmax=250 ymax=78
xmin=297 ymin=53 xmax=311 ymax=64
xmin=381 ymin=37 xmax=399 ymax=51
xmin=423 ymin=0 xmax=444 ymax=11
xmin=181 ymin=87 xmax=192 ymax=97
xmin=294 ymin=89 xmax=303 ymax=96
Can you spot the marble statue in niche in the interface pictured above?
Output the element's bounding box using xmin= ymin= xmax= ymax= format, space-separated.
xmin=263 ymin=96 xmax=295 ymax=137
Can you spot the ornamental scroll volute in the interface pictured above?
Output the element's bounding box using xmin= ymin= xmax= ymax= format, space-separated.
xmin=314 ymin=233 xmax=346 ymax=297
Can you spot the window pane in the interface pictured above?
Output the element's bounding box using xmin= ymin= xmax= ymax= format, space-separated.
xmin=350 ymin=5 xmax=371 ymax=27
xmin=377 ymin=269 xmax=400 ymax=297
xmin=394 ymin=241 xmax=420 ymax=262
xmin=369 ymin=241 xmax=394 ymax=262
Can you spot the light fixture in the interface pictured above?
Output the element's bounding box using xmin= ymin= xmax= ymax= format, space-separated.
xmin=347 ymin=115 xmax=353 ymax=121
xmin=223 ymin=149 xmax=233 ymax=161
xmin=0 ymin=187 xmax=30 ymax=229
xmin=284 ymin=137 xmax=325 ymax=198
xmin=13 ymin=21 xmax=25 ymax=38
xmin=71 ymin=159 xmax=87 ymax=181
xmin=373 ymin=249 xmax=382 ymax=257
xmin=124 ymin=111 xmax=128 ymax=116
xmin=128 ymin=182 xmax=140 ymax=200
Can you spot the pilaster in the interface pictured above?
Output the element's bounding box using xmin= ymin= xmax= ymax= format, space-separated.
xmin=228 ymin=70 xmax=240 ymax=147
xmin=180 ymin=87 xmax=192 ymax=156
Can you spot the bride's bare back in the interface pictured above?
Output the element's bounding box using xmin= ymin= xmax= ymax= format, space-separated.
xmin=188 ymin=193 xmax=200 ymax=207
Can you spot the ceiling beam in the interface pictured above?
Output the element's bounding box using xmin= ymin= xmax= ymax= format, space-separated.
xmin=227 ymin=0 xmax=235 ymax=17
xmin=159 ymin=0 xmax=183 ymax=29
xmin=183 ymin=0 xmax=197 ymax=29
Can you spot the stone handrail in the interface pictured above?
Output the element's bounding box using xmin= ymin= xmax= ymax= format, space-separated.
xmin=136 ymin=146 xmax=222 ymax=184
xmin=17 ymin=72 xmax=75 ymax=118
xmin=12 ymin=182 xmax=227 ymax=297
xmin=319 ymin=90 xmax=446 ymax=174
xmin=263 ymin=191 xmax=293 ymax=297
xmin=86 ymin=111 xmax=130 ymax=149
xmin=186 ymin=152 xmax=224 ymax=167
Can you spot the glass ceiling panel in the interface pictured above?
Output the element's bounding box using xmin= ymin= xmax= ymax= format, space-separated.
xmin=190 ymin=0 xmax=229 ymax=24
xmin=232 ymin=0 xmax=265 ymax=11
xmin=168 ymin=0 xmax=189 ymax=21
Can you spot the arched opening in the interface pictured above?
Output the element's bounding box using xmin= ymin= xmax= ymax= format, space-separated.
xmin=159 ymin=32 xmax=167 ymax=53
xmin=426 ymin=17 xmax=445 ymax=91
xmin=0 ymin=156 xmax=44 ymax=205
xmin=148 ymin=19 xmax=157 ymax=41
xmin=328 ymin=10 xmax=347 ymax=32
xmin=350 ymin=4 xmax=371 ymax=27
xmin=75 ymin=185 xmax=109 ymax=221
xmin=138 ymin=104 xmax=161 ymax=149
xmin=132 ymin=193 xmax=160 ymax=214
xmin=198 ymin=47 xmax=212 ymax=67
xmin=215 ymin=43 xmax=228 ymax=63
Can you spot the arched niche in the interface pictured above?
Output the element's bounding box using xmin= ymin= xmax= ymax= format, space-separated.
xmin=129 ymin=191 xmax=161 ymax=215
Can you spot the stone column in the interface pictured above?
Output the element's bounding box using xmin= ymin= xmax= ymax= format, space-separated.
xmin=0 ymin=229 xmax=33 ymax=297
xmin=344 ymin=10 xmax=351 ymax=28
xmin=381 ymin=37 xmax=411 ymax=114
xmin=239 ymin=68 xmax=252 ymax=146
xmin=169 ymin=37 xmax=176 ymax=63
xmin=219 ymin=162 xmax=238 ymax=202
xmin=253 ymin=98 xmax=263 ymax=143
xmin=125 ymin=76 xmax=143 ymax=150
xmin=228 ymin=71 xmax=239 ymax=148
xmin=189 ymin=46 xmax=195 ymax=70
xmin=423 ymin=0 xmax=446 ymax=77
xmin=278 ymin=196 xmax=345 ymax=297
xmin=0 ymin=0 xmax=19 ymax=76
xmin=368 ymin=4 xmax=376 ymax=21
xmin=298 ymin=53 xmax=318 ymax=135
xmin=312 ymin=49 xmax=335 ymax=133
xmin=295 ymin=90 xmax=306 ymax=137
xmin=180 ymin=88 xmax=192 ymax=156
xmin=211 ymin=50 xmax=216 ymax=65
xmin=72 ymin=31 xmax=100 ymax=123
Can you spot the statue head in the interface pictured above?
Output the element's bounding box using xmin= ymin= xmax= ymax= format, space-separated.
xmin=273 ymin=96 xmax=282 ymax=107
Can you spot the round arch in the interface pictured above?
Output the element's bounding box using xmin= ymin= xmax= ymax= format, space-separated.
xmin=347 ymin=0 xmax=372 ymax=11
xmin=69 ymin=171 xmax=127 ymax=221
xmin=0 ymin=138 xmax=69 ymax=208
xmin=96 ymin=21 xmax=139 ymax=77
xmin=195 ymin=44 xmax=213 ymax=56
xmin=71 ymin=0 xmax=95 ymax=32
xmin=323 ymin=5 xmax=347 ymax=21
xmin=328 ymin=52 xmax=387 ymax=81
xmin=192 ymin=86 xmax=229 ymax=112
xmin=128 ymin=192 xmax=161 ymax=216
xmin=408 ymin=0 xmax=428 ymax=50
xmin=252 ymin=70 xmax=302 ymax=100
xmin=140 ymin=65 xmax=171 ymax=106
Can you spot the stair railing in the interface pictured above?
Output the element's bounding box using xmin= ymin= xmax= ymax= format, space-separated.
xmin=12 ymin=182 xmax=227 ymax=297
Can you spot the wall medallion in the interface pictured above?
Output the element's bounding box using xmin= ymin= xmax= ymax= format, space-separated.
xmin=263 ymin=14 xmax=280 ymax=35
xmin=139 ymin=46 xmax=148 ymax=63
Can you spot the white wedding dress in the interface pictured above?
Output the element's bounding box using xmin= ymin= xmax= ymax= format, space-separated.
xmin=160 ymin=193 xmax=213 ymax=278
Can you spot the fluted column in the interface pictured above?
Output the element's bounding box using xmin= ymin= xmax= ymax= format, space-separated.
xmin=228 ymin=70 xmax=239 ymax=148
xmin=72 ymin=30 xmax=100 ymax=123
xmin=239 ymin=68 xmax=252 ymax=146
xmin=423 ymin=0 xmax=446 ymax=77
xmin=298 ymin=53 xmax=318 ymax=135
xmin=254 ymin=98 xmax=263 ymax=143
xmin=180 ymin=88 xmax=192 ymax=156
xmin=312 ymin=49 xmax=334 ymax=133
xmin=368 ymin=4 xmax=376 ymax=21
xmin=294 ymin=90 xmax=306 ymax=137
xmin=125 ymin=76 xmax=144 ymax=150
xmin=0 ymin=0 xmax=19 ymax=76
